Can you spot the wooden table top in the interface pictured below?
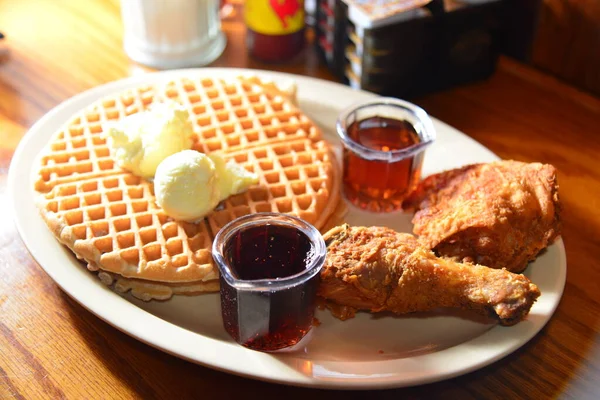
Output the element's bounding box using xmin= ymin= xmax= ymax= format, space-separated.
xmin=2 ymin=1 xmax=600 ymax=398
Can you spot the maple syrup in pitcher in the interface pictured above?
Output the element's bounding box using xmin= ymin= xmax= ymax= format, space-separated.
xmin=337 ymin=98 xmax=436 ymax=212
xmin=212 ymin=214 xmax=326 ymax=352
xmin=345 ymin=116 xmax=421 ymax=210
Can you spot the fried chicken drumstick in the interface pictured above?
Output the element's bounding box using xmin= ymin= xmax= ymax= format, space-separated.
xmin=319 ymin=225 xmax=540 ymax=326
xmin=403 ymin=161 xmax=561 ymax=273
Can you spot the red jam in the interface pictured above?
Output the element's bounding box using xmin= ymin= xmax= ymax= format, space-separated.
xmin=213 ymin=215 xmax=325 ymax=352
xmin=225 ymin=224 xmax=312 ymax=280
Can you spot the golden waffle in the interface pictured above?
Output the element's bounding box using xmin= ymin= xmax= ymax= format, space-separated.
xmin=208 ymin=138 xmax=339 ymax=234
xmin=34 ymin=76 xmax=339 ymax=300
xmin=35 ymin=77 xmax=320 ymax=193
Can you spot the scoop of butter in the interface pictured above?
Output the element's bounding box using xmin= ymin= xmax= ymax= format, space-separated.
xmin=105 ymin=100 xmax=194 ymax=178
xmin=154 ymin=150 xmax=259 ymax=222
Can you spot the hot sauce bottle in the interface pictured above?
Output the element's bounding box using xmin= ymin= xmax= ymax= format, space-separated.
xmin=244 ymin=0 xmax=305 ymax=62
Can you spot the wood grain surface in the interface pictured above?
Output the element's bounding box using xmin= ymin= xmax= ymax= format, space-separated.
xmin=533 ymin=0 xmax=600 ymax=96
xmin=1 ymin=0 xmax=600 ymax=399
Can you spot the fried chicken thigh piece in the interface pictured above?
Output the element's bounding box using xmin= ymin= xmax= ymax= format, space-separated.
xmin=319 ymin=225 xmax=540 ymax=326
xmin=403 ymin=161 xmax=561 ymax=273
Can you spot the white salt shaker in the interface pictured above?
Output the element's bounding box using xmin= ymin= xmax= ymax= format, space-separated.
xmin=121 ymin=0 xmax=226 ymax=69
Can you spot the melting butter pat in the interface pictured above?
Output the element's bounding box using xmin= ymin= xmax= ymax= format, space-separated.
xmin=209 ymin=152 xmax=262 ymax=199
xmin=154 ymin=150 xmax=259 ymax=222
xmin=106 ymin=101 xmax=194 ymax=178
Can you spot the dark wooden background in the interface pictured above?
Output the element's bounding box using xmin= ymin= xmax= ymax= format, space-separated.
xmin=532 ymin=0 xmax=600 ymax=96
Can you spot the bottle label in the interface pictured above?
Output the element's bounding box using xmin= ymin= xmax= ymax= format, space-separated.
xmin=245 ymin=0 xmax=305 ymax=36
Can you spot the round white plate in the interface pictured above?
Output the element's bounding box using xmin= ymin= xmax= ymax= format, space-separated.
xmin=9 ymin=69 xmax=566 ymax=390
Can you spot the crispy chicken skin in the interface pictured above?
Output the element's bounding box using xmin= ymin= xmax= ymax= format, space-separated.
xmin=319 ymin=225 xmax=541 ymax=326
xmin=402 ymin=161 xmax=561 ymax=273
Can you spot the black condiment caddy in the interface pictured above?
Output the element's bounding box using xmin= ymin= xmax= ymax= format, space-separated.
xmin=314 ymin=0 xmax=536 ymax=98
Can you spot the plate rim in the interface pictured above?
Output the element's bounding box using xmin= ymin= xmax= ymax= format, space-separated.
xmin=8 ymin=68 xmax=567 ymax=390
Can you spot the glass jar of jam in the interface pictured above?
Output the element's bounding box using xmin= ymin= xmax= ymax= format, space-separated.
xmin=212 ymin=213 xmax=326 ymax=352
xmin=244 ymin=0 xmax=305 ymax=63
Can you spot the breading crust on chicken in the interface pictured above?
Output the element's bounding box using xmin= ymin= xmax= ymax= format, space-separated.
xmin=319 ymin=224 xmax=540 ymax=326
xmin=403 ymin=160 xmax=561 ymax=273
